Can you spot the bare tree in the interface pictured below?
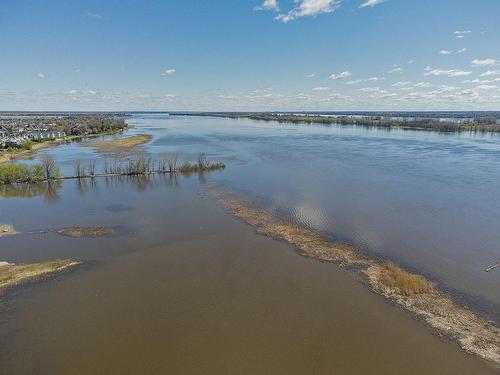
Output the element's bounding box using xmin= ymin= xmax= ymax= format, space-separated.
xmin=88 ymin=160 xmax=96 ymax=176
xmin=74 ymin=160 xmax=84 ymax=178
xmin=166 ymin=153 xmax=179 ymax=173
xmin=41 ymin=155 xmax=58 ymax=180
xmin=197 ymin=152 xmax=209 ymax=169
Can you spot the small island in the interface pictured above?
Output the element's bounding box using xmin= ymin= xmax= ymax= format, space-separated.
xmin=0 ymin=259 xmax=80 ymax=296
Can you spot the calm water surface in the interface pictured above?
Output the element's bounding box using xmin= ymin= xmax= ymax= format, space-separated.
xmin=136 ymin=114 xmax=500 ymax=314
xmin=0 ymin=114 xmax=499 ymax=373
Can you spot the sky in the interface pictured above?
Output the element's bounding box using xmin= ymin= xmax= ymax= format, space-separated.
xmin=1 ymin=0 xmax=500 ymax=111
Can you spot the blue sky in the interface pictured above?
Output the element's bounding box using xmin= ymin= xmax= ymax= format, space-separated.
xmin=1 ymin=0 xmax=499 ymax=111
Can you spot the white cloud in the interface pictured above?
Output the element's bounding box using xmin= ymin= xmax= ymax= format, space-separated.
xmin=329 ymin=70 xmax=351 ymax=80
xmin=471 ymin=58 xmax=497 ymax=67
xmin=388 ymin=67 xmax=403 ymax=73
xmin=480 ymin=70 xmax=500 ymax=77
xmin=84 ymin=90 xmax=96 ymax=95
xmin=275 ymin=0 xmax=341 ymax=23
xmin=162 ymin=68 xmax=176 ymax=77
xmin=37 ymin=72 xmax=46 ymax=79
xmin=414 ymin=82 xmax=433 ymax=88
xmin=254 ymin=0 xmax=279 ymax=11
xmin=345 ymin=77 xmax=381 ymax=85
xmin=406 ymin=60 xmax=415 ymax=65
xmin=84 ymin=11 xmax=103 ymax=19
xmin=359 ymin=87 xmax=382 ymax=92
xmin=217 ymin=95 xmax=240 ymax=100
xmin=306 ymin=73 xmax=316 ymax=78
xmin=359 ymin=0 xmax=386 ymax=8
xmin=392 ymin=81 xmax=411 ymax=87
xmin=312 ymin=86 xmax=330 ymax=91
xmin=424 ymin=67 xmax=472 ymax=77
xmin=462 ymin=78 xmax=500 ymax=84
xmin=66 ymin=90 xmax=77 ymax=95
xmin=454 ymin=30 xmax=471 ymax=35
xmin=457 ymin=48 xmax=467 ymax=53
xmin=433 ymin=85 xmax=458 ymax=93
xmin=475 ymin=84 xmax=497 ymax=90
xmin=439 ymin=50 xmax=452 ymax=55
xmin=359 ymin=86 xmax=396 ymax=98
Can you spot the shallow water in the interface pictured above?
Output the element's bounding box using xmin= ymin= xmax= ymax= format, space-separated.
xmin=0 ymin=177 xmax=497 ymax=374
xmin=0 ymin=114 xmax=499 ymax=373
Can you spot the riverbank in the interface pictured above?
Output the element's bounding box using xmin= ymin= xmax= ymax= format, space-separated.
xmin=206 ymin=189 xmax=500 ymax=366
xmin=0 ymin=130 xmax=127 ymax=165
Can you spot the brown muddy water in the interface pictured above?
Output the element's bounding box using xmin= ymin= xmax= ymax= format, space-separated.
xmin=0 ymin=177 xmax=497 ymax=374
xmin=1 ymin=114 xmax=499 ymax=373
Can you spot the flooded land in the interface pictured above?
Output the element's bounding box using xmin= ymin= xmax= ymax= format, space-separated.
xmin=0 ymin=114 xmax=499 ymax=373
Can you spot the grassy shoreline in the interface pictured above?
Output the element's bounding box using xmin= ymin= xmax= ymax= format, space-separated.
xmin=206 ymin=189 xmax=500 ymax=366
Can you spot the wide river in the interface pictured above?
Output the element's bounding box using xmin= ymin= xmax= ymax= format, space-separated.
xmin=0 ymin=114 xmax=499 ymax=373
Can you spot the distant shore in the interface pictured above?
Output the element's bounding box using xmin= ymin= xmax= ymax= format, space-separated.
xmin=191 ymin=113 xmax=500 ymax=133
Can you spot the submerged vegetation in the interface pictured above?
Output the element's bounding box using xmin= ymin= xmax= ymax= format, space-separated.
xmin=179 ymin=153 xmax=226 ymax=174
xmin=0 ymin=259 xmax=79 ymax=295
xmin=0 ymin=153 xmax=225 ymax=187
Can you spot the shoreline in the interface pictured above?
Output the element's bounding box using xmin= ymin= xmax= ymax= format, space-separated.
xmin=205 ymin=189 xmax=500 ymax=366
xmin=0 ymin=130 xmax=126 ymax=165
xmin=193 ymin=113 xmax=500 ymax=133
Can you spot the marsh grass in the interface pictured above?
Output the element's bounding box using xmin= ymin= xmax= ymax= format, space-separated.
xmin=380 ymin=262 xmax=434 ymax=296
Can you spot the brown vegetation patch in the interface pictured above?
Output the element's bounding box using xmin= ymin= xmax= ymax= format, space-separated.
xmin=366 ymin=264 xmax=500 ymax=364
xmin=57 ymin=226 xmax=113 ymax=238
xmin=88 ymin=134 xmax=152 ymax=151
xmin=378 ymin=261 xmax=434 ymax=296
xmin=0 ymin=259 xmax=80 ymax=295
xmin=257 ymin=222 xmax=370 ymax=266
xmin=207 ymin=189 xmax=500 ymax=366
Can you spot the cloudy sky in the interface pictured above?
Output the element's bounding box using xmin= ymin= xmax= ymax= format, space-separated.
xmin=1 ymin=0 xmax=499 ymax=111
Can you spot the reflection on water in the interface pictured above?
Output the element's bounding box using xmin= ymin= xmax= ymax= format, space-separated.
xmin=0 ymin=181 xmax=62 ymax=203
